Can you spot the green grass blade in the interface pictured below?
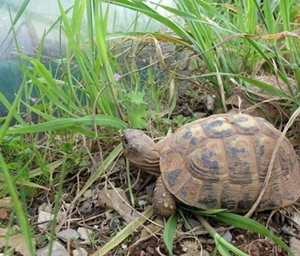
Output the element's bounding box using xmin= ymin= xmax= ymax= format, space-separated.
xmin=237 ymin=76 xmax=291 ymax=99
xmin=215 ymin=235 xmax=231 ymax=256
xmin=0 ymin=93 xmax=25 ymax=125
xmin=262 ymin=0 xmax=275 ymax=34
xmin=93 ymin=206 xmax=154 ymax=256
xmin=6 ymin=115 xmax=127 ymax=134
xmin=214 ymin=212 xmax=294 ymax=255
xmin=0 ymin=153 xmax=35 ymax=254
xmin=163 ymin=212 xmax=179 ymax=256
xmin=106 ymin=0 xmax=192 ymax=40
xmin=215 ymin=233 xmax=248 ymax=256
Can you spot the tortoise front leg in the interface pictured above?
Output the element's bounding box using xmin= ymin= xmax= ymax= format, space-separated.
xmin=153 ymin=175 xmax=176 ymax=217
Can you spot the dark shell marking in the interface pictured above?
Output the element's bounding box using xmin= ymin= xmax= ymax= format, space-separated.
xmin=159 ymin=113 xmax=300 ymax=212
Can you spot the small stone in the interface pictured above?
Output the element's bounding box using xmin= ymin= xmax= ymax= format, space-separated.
xmin=36 ymin=241 xmax=67 ymax=256
xmin=38 ymin=203 xmax=52 ymax=213
xmin=203 ymin=95 xmax=215 ymax=111
xmin=73 ymin=248 xmax=88 ymax=256
xmin=183 ymin=217 xmax=200 ymax=230
xmin=289 ymin=237 xmax=300 ymax=256
xmin=58 ymin=229 xmax=79 ymax=240
xmin=78 ymin=201 xmax=93 ymax=214
xmin=83 ymin=189 xmax=92 ymax=198
xmin=222 ymin=231 xmax=232 ymax=242
xmin=137 ymin=200 xmax=148 ymax=208
xmin=37 ymin=204 xmax=64 ymax=231
xmin=121 ymin=243 xmax=127 ymax=249
xmin=77 ymin=227 xmax=93 ymax=241
xmin=146 ymin=246 xmax=155 ymax=254
xmin=145 ymin=182 xmax=156 ymax=195
xmin=37 ymin=211 xmax=53 ymax=231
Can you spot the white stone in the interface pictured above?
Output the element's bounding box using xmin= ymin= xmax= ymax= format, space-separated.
xmin=36 ymin=241 xmax=67 ymax=256
xmin=58 ymin=229 xmax=79 ymax=240
xmin=222 ymin=230 xmax=232 ymax=242
xmin=77 ymin=227 xmax=92 ymax=241
xmin=83 ymin=189 xmax=92 ymax=198
xmin=73 ymin=248 xmax=88 ymax=256
xmin=37 ymin=211 xmax=53 ymax=231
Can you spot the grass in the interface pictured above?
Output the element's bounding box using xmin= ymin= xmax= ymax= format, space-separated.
xmin=0 ymin=0 xmax=300 ymax=255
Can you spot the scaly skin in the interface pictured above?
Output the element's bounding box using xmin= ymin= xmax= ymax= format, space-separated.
xmin=153 ymin=175 xmax=177 ymax=216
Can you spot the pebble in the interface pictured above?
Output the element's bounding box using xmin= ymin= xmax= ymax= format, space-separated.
xmin=37 ymin=211 xmax=53 ymax=231
xmin=77 ymin=227 xmax=93 ymax=241
xmin=183 ymin=217 xmax=200 ymax=230
xmin=58 ymin=229 xmax=79 ymax=240
xmin=36 ymin=241 xmax=68 ymax=256
xmin=73 ymin=248 xmax=88 ymax=256
xmin=290 ymin=237 xmax=300 ymax=256
xmin=222 ymin=231 xmax=232 ymax=242
xmin=83 ymin=189 xmax=92 ymax=198
xmin=146 ymin=182 xmax=156 ymax=194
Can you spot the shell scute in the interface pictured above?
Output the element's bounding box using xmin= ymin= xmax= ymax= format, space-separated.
xmin=225 ymin=135 xmax=255 ymax=185
xmin=197 ymin=197 xmax=218 ymax=209
xmin=237 ymin=193 xmax=254 ymax=210
xmin=257 ymin=118 xmax=278 ymax=138
xmin=220 ymin=185 xmax=237 ymax=210
xmin=232 ymin=115 xmax=260 ymax=134
xmin=177 ymin=177 xmax=203 ymax=205
xmin=202 ymin=118 xmax=235 ymax=138
xmin=196 ymin=183 xmax=219 ymax=209
xmin=165 ymin=126 xmax=206 ymax=155
xmin=161 ymin=161 xmax=189 ymax=192
xmin=186 ymin=141 xmax=225 ymax=182
xmin=181 ymin=126 xmax=193 ymax=139
xmin=278 ymin=144 xmax=296 ymax=176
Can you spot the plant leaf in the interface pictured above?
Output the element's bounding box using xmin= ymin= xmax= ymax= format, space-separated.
xmin=128 ymin=106 xmax=147 ymax=129
xmin=163 ymin=212 xmax=179 ymax=256
xmin=6 ymin=115 xmax=127 ymax=134
xmin=214 ymin=212 xmax=294 ymax=255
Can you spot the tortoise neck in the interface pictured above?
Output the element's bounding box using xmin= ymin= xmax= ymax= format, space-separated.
xmin=129 ymin=154 xmax=160 ymax=176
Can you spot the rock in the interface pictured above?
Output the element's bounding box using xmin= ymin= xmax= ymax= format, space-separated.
xmin=37 ymin=203 xmax=64 ymax=231
xmin=83 ymin=189 xmax=92 ymax=198
xmin=37 ymin=211 xmax=53 ymax=231
xmin=183 ymin=217 xmax=200 ymax=230
xmin=145 ymin=182 xmax=156 ymax=194
xmin=36 ymin=241 xmax=67 ymax=256
xmin=222 ymin=231 xmax=232 ymax=242
xmin=73 ymin=248 xmax=88 ymax=256
xmin=78 ymin=201 xmax=94 ymax=214
xmin=57 ymin=229 xmax=79 ymax=240
xmin=77 ymin=227 xmax=92 ymax=241
xmin=290 ymin=237 xmax=300 ymax=256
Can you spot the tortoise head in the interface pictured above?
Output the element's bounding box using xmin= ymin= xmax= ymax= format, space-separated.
xmin=122 ymin=129 xmax=160 ymax=175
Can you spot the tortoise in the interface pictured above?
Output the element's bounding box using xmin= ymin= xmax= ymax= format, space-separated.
xmin=122 ymin=113 xmax=300 ymax=216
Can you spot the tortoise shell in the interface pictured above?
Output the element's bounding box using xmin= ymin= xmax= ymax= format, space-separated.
xmin=156 ymin=113 xmax=300 ymax=212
